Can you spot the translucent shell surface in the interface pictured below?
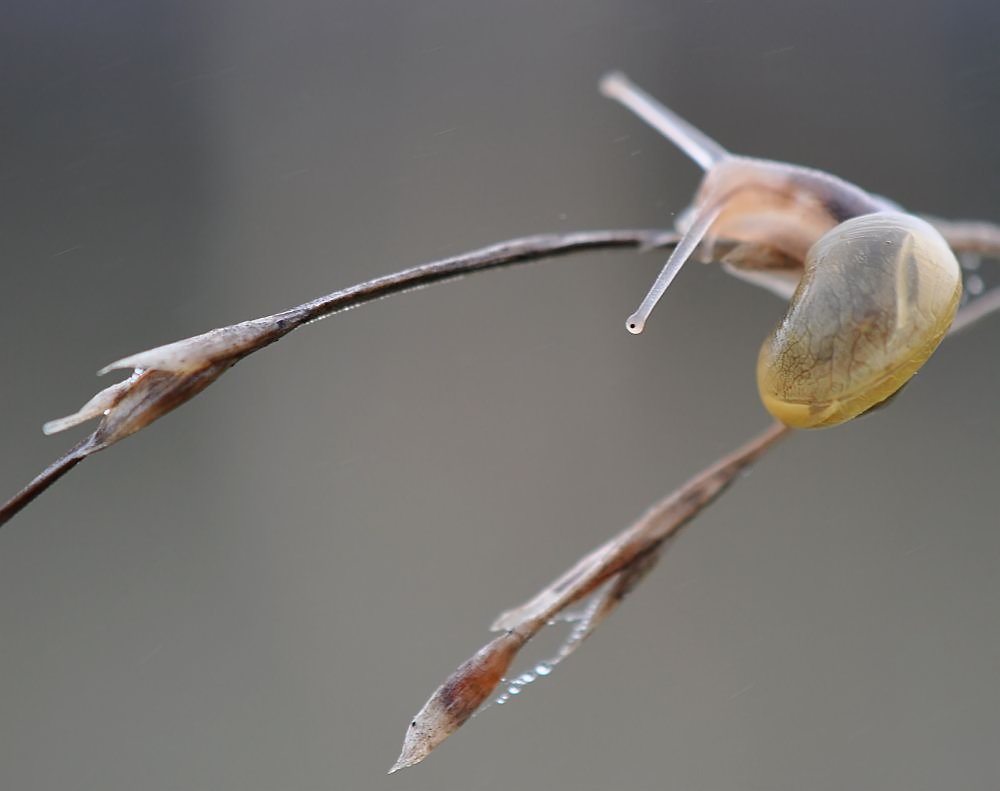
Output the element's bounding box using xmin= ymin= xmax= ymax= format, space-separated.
xmin=757 ymin=213 xmax=962 ymax=428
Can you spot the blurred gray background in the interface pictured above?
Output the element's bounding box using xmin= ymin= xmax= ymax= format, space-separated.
xmin=2 ymin=1 xmax=998 ymax=789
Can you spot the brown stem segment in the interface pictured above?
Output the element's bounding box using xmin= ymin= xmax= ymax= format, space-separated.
xmin=271 ymin=230 xmax=681 ymax=329
xmin=391 ymin=421 xmax=792 ymax=773
xmin=0 ymin=229 xmax=678 ymax=529
xmin=0 ymin=439 xmax=96 ymax=526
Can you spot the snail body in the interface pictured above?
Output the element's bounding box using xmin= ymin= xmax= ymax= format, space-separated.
xmin=601 ymin=73 xmax=963 ymax=428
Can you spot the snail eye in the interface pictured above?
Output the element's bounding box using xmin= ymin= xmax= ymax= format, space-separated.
xmin=757 ymin=213 xmax=962 ymax=429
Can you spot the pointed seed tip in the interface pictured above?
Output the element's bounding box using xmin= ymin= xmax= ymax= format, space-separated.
xmin=388 ymin=743 xmax=426 ymax=774
xmin=97 ymin=359 xmax=127 ymax=376
xmin=42 ymin=414 xmax=84 ymax=435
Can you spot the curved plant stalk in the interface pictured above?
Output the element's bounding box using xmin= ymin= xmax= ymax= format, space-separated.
xmin=0 ymin=229 xmax=679 ymax=528
xmin=4 ymin=218 xmax=997 ymax=529
xmin=2 ymin=215 xmax=998 ymax=776
xmin=390 ymin=421 xmax=791 ymax=772
xmin=389 ymin=268 xmax=1000 ymax=772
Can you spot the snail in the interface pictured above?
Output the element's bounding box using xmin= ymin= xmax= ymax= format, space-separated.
xmin=600 ymin=73 xmax=963 ymax=429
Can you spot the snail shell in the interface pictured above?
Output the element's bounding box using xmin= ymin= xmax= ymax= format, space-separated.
xmin=756 ymin=212 xmax=962 ymax=428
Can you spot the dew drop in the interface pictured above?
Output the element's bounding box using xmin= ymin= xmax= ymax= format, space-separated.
xmin=547 ymin=611 xmax=585 ymax=626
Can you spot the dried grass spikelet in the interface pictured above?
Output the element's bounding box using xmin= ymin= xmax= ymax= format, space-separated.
xmin=0 ymin=315 xmax=297 ymax=527
xmin=1 ymin=230 xmax=675 ymax=528
xmin=390 ymin=630 xmax=527 ymax=774
xmin=43 ymin=316 xmax=292 ymax=445
xmin=390 ymin=421 xmax=791 ymax=772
